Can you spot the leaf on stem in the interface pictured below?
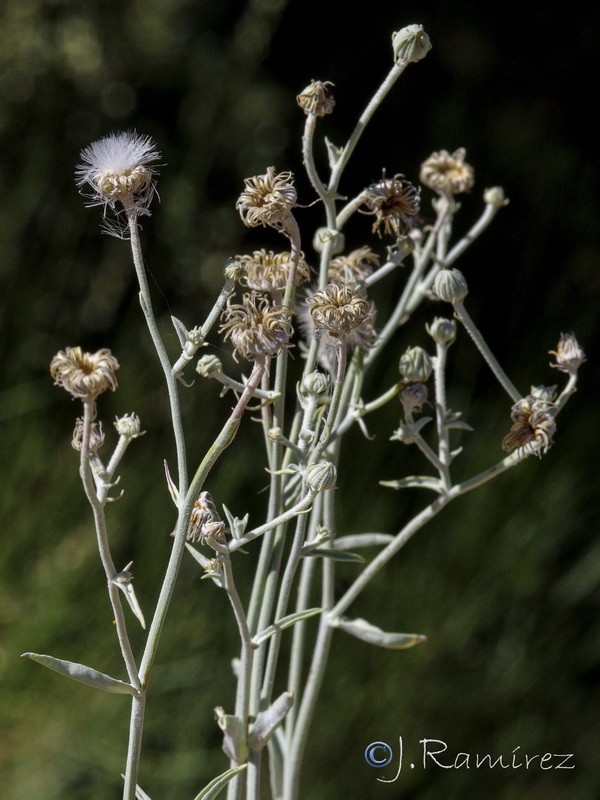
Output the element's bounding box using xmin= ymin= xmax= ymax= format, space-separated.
xmin=215 ymin=708 xmax=248 ymax=764
xmin=193 ymin=764 xmax=248 ymax=800
xmin=171 ymin=315 xmax=188 ymax=347
xmin=301 ymin=546 xmax=365 ymax=563
xmin=249 ymin=691 xmax=294 ymax=750
xmin=333 ymin=533 xmax=395 ymax=549
xmin=329 ymin=617 xmax=427 ymax=650
xmin=119 ymin=778 xmax=152 ymax=800
xmin=252 ymin=608 xmax=323 ymax=648
xmin=379 ymin=475 xmax=444 ymax=492
xmin=21 ymin=652 xmax=139 ymax=696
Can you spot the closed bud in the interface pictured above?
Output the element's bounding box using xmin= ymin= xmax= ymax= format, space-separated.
xmin=399 ymin=346 xmax=433 ymax=383
xmin=312 ymin=227 xmax=345 ymax=255
xmin=197 ymin=354 xmax=223 ymax=378
xmin=484 ymin=186 xmax=509 ymax=209
xmin=302 ymin=370 xmax=330 ymax=396
xmin=426 ymin=317 xmax=457 ymax=346
xmin=224 ymin=257 xmax=246 ymax=282
xmin=549 ymin=332 xmax=586 ymax=374
xmin=306 ymin=461 xmax=337 ymax=493
xmin=433 ymin=268 xmax=469 ymax=304
xmin=392 ymin=24 xmax=432 ymax=64
xmin=114 ymin=413 xmax=143 ymax=439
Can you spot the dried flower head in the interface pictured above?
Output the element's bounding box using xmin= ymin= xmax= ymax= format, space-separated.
xmin=360 ymin=174 xmax=420 ymax=238
xmin=308 ymin=283 xmax=372 ymax=338
xmin=186 ymin=491 xmax=228 ymax=545
xmin=297 ymin=80 xmax=336 ymax=117
xmin=329 ymin=246 xmax=380 ymax=284
xmin=75 ymin=132 xmax=160 ymax=223
xmin=420 ymin=148 xmax=474 ymax=195
xmin=237 ymin=249 xmax=311 ymax=293
xmin=72 ymin=418 xmax=105 ymax=451
xmin=550 ymin=332 xmax=586 ymax=374
xmin=220 ymin=292 xmax=293 ymax=362
xmin=502 ymin=395 xmax=557 ymax=456
xmin=236 ymin=167 xmax=297 ymax=230
xmin=50 ymin=347 xmax=119 ymax=400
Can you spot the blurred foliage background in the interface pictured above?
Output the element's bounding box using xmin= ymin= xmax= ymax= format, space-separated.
xmin=1 ymin=1 xmax=599 ymax=798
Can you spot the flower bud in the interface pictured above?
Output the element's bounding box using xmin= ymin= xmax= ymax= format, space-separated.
xmin=302 ymin=370 xmax=330 ymax=397
xmin=312 ymin=227 xmax=345 ymax=255
xmin=399 ymin=346 xmax=433 ymax=383
xmin=433 ymin=268 xmax=468 ymax=304
xmin=426 ymin=317 xmax=457 ymax=346
xmin=224 ymin=257 xmax=246 ymax=282
xmin=530 ymin=385 xmax=557 ymax=402
xmin=114 ymin=413 xmax=143 ymax=439
xmin=196 ymin=354 xmax=223 ymax=378
xmin=484 ymin=186 xmax=509 ymax=209
xmin=392 ymin=24 xmax=432 ymax=64
xmin=305 ymin=461 xmax=337 ymax=493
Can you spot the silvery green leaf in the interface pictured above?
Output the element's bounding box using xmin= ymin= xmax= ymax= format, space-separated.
xmin=325 ymin=137 xmax=343 ymax=169
xmin=446 ymin=420 xmax=474 ymax=432
xmin=301 ymin=546 xmax=365 ymax=563
xmin=119 ymin=778 xmax=152 ymax=800
xmin=379 ymin=476 xmax=444 ymax=492
xmin=334 ymin=533 xmax=395 ymax=549
xmin=329 ymin=617 xmax=427 ymax=650
xmin=113 ymin=572 xmax=146 ymax=630
xmin=193 ymin=764 xmax=248 ymax=800
xmin=216 ymin=709 xmax=248 ymax=764
xmin=21 ymin=653 xmax=139 ymax=696
xmin=171 ymin=315 xmax=188 ymax=347
xmin=252 ymin=608 xmax=323 ymax=647
xmin=222 ymin=505 xmax=248 ymax=539
xmin=249 ymin=692 xmax=293 ymax=750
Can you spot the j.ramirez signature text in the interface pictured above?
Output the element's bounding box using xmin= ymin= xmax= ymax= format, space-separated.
xmin=364 ymin=738 xmax=575 ymax=783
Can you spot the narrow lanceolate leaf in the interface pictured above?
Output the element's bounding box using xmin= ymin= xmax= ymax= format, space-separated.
xmin=329 ymin=617 xmax=427 ymax=650
xmin=252 ymin=608 xmax=323 ymax=648
xmin=301 ymin=546 xmax=365 ymax=563
xmin=193 ymin=764 xmax=248 ymax=800
xmin=171 ymin=315 xmax=188 ymax=347
xmin=21 ymin=653 xmax=139 ymax=696
xmin=379 ymin=475 xmax=444 ymax=493
xmin=249 ymin=692 xmax=294 ymax=750
xmin=120 ymin=778 xmax=152 ymax=800
xmin=333 ymin=533 xmax=394 ymax=550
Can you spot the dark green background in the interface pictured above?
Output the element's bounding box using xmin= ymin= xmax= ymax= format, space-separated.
xmin=1 ymin=1 xmax=599 ymax=798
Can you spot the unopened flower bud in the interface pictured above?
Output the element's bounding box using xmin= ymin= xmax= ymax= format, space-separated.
xmin=197 ymin=354 xmax=223 ymax=378
xmin=267 ymin=427 xmax=283 ymax=443
xmin=399 ymin=346 xmax=433 ymax=383
xmin=114 ymin=413 xmax=143 ymax=438
xmin=426 ymin=317 xmax=457 ymax=346
xmin=306 ymin=461 xmax=337 ymax=492
xmin=392 ymin=24 xmax=432 ymax=64
xmin=484 ymin=186 xmax=509 ymax=209
xmin=530 ymin=385 xmax=557 ymax=402
xmin=312 ymin=227 xmax=345 ymax=255
xmin=433 ymin=268 xmax=469 ymax=304
xmin=224 ymin=257 xmax=246 ymax=282
xmin=302 ymin=370 xmax=330 ymax=396
xmin=549 ymin=332 xmax=586 ymax=374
